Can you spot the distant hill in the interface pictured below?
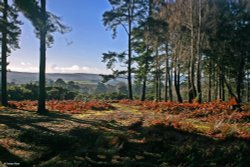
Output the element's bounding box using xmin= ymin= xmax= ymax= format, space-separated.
xmin=5 ymin=71 xmax=125 ymax=85
xmin=6 ymin=72 xmax=101 ymax=84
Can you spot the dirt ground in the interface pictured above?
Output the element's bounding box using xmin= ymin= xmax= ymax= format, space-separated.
xmin=0 ymin=103 xmax=250 ymax=167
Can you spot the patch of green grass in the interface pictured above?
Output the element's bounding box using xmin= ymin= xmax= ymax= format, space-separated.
xmin=73 ymin=110 xmax=115 ymax=119
xmin=181 ymin=118 xmax=212 ymax=133
xmin=242 ymin=126 xmax=250 ymax=133
xmin=112 ymin=104 xmax=141 ymax=114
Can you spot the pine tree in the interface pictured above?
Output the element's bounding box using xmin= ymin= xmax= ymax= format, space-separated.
xmin=0 ymin=0 xmax=22 ymax=106
xmin=14 ymin=0 xmax=70 ymax=113
xmin=103 ymin=0 xmax=147 ymax=100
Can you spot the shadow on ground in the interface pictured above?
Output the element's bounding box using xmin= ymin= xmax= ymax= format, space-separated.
xmin=0 ymin=110 xmax=249 ymax=167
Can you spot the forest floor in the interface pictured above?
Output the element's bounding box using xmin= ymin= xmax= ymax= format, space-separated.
xmin=0 ymin=100 xmax=250 ymax=167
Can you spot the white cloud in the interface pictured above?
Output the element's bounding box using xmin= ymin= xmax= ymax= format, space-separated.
xmin=82 ymin=66 xmax=90 ymax=71
xmin=49 ymin=64 xmax=111 ymax=74
xmin=9 ymin=62 xmax=38 ymax=72
xmin=20 ymin=62 xmax=32 ymax=66
xmin=52 ymin=65 xmax=80 ymax=72
xmin=9 ymin=63 xmax=111 ymax=74
xmin=9 ymin=66 xmax=39 ymax=72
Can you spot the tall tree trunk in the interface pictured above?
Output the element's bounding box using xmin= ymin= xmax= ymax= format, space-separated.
xmin=164 ymin=44 xmax=169 ymax=101
xmin=155 ymin=76 xmax=159 ymax=102
xmin=141 ymin=75 xmax=147 ymax=101
xmin=174 ymin=63 xmax=183 ymax=103
xmin=223 ymin=73 xmax=239 ymax=103
xmin=236 ymin=56 xmax=245 ymax=103
xmin=208 ymin=61 xmax=212 ymax=102
xmin=190 ymin=0 xmax=197 ymax=101
xmin=169 ymin=56 xmax=173 ymax=101
xmin=140 ymin=0 xmax=152 ymax=101
xmin=218 ymin=64 xmax=226 ymax=101
xmin=128 ymin=8 xmax=133 ymax=100
xmin=196 ymin=56 xmax=201 ymax=102
xmin=213 ymin=67 xmax=217 ymax=101
xmin=218 ymin=68 xmax=222 ymax=100
xmin=188 ymin=59 xmax=193 ymax=103
xmin=38 ymin=0 xmax=47 ymax=113
xmin=218 ymin=65 xmax=239 ymax=103
xmin=196 ymin=0 xmax=202 ymax=103
xmin=158 ymin=79 xmax=162 ymax=101
xmin=140 ymin=56 xmax=149 ymax=101
xmin=155 ymin=48 xmax=160 ymax=102
xmin=242 ymin=78 xmax=246 ymax=102
xmin=164 ymin=65 xmax=168 ymax=101
xmin=177 ymin=64 xmax=183 ymax=102
xmin=196 ymin=59 xmax=202 ymax=102
xmin=247 ymin=72 xmax=250 ymax=102
xmin=221 ymin=70 xmax=225 ymax=101
xmin=1 ymin=0 xmax=8 ymax=106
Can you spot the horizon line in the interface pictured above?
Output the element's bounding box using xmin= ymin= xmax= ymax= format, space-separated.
xmin=8 ymin=71 xmax=104 ymax=75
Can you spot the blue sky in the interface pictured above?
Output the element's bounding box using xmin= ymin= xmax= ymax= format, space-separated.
xmin=9 ymin=0 xmax=127 ymax=74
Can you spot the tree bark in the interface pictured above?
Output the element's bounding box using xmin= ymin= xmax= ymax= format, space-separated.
xmin=155 ymin=76 xmax=159 ymax=102
xmin=213 ymin=67 xmax=217 ymax=101
xmin=218 ymin=68 xmax=222 ymax=100
xmin=218 ymin=65 xmax=239 ymax=103
xmin=247 ymin=72 xmax=250 ymax=102
xmin=1 ymin=0 xmax=8 ymax=106
xmin=177 ymin=64 xmax=182 ymax=103
xmin=174 ymin=63 xmax=183 ymax=103
xmin=208 ymin=61 xmax=212 ymax=102
xmin=190 ymin=0 xmax=197 ymax=101
xmin=236 ymin=56 xmax=245 ymax=103
xmin=140 ymin=0 xmax=153 ymax=101
xmin=158 ymin=79 xmax=162 ymax=101
xmin=196 ymin=0 xmax=202 ymax=103
xmin=128 ymin=5 xmax=133 ymax=100
xmin=38 ymin=0 xmax=47 ymax=113
xmin=196 ymin=60 xmax=202 ymax=102
xmin=213 ymin=65 xmax=218 ymax=100
xmin=155 ymin=48 xmax=160 ymax=102
xmin=222 ymin=70 xmax=225 ymax=101
xmin=141 ymin=75 xmax=146 ymax=101
xmin=188 ymin=59 xmax=193 ymax=103
xmin=169 ymin=56 xmax=173 ymax=101
xmin=223 ymin=74 xmax=238 ymax=103
xmin=140 ymin=55 xmax=149 ymax=101
xmin=164 ymin=44 xmax=169 ymax=101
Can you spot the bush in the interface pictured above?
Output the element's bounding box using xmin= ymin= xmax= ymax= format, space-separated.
xmin=47 ymin=87 xmax=77 ymax=100
xmin=8 ymin=85 xmax=35 ymax=100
